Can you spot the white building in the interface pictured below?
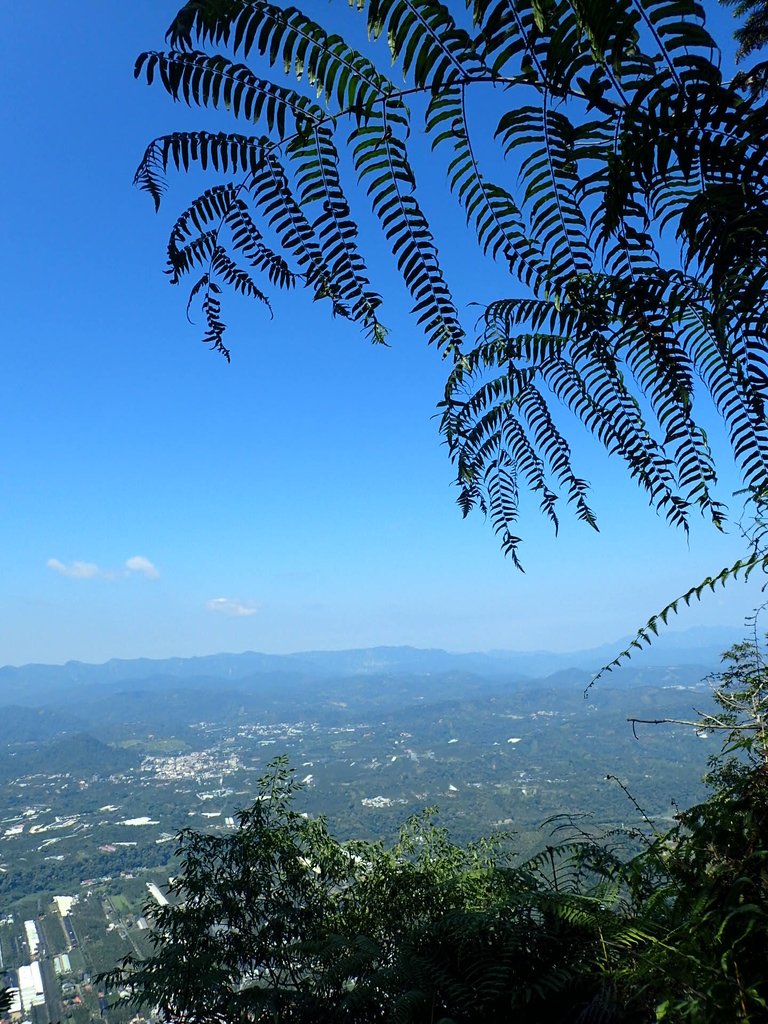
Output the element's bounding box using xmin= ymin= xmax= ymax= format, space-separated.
xmin=18 ymin=962 xmax=45 ymax=1012
xmin=146 ymin=882 xmax=169 ymax=907
xmin=53 ymin=895 xmax=77 ymax=917
xmin=23 ymin=920 xmax=40 ymax=958
xmin=53 ymin=953 xmax=71 ymax=975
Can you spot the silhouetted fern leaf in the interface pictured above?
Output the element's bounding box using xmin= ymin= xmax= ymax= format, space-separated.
xmin=136 ymin=0 xmax=768 ymax=567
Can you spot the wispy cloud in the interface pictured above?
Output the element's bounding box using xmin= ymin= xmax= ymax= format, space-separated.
xmin=47 ymin=558 xmax=104 ymax=580
xmin=206 ymin=597 xmax=260 ymax=618
xmin=47 ymin=555 xmax=160 ymax=581
xmin=125 ymin=555 xmax=159 ymax=579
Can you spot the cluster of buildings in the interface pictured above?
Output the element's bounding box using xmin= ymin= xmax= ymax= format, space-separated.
xmin=5 ymin=920 xmax=44 ymax=1019
xmin=140 ymin=749 xmax=242 ymax=782
xmin=7 ymin=960 xmax=45 ymax=1017
xmin=3 ymin=897 xmax=80 ymax=1021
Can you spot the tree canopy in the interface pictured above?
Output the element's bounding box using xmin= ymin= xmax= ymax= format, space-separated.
xmin=104 ymin=756 xmax=646 ymax=1022
xmin=105 ymin=641 xmax=768 ymax=1021
xmin=135 ymin=0 xmax=768 ymax=567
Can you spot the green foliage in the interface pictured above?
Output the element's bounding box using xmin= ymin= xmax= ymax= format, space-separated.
xmin=103 ymin=640 xmax=768 ymax=1022
xmin=615 ymin=635 xmax=768 ymax=1021
xmin=727 ymin=0 xmax=768 ymax=61
xmin=104 ymin=757 xmax=646 ymax=1022
xmin=137 ymin=0 xmax=768 ymax=564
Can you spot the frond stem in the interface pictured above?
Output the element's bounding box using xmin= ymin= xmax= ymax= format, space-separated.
xmin=459 ymin=83 xmax=541 ymax=284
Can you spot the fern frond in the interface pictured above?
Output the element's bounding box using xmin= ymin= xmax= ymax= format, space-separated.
xmin=137 ymin=0 xmax=768 ymax=569
xmin=426 ymin=83 xmax=544 ymax=288
xmin=497 ymin=101 xmax=592 ymax=286
xmin=225 ymin=200 xmax=296 ymax=288
xmin=136 ymin=49 xmax=323 ymax=135
xmin=248 ymin=149 xmax=349 ymax=317
xmin=134 ymin=131 xmax=265 ymax=210
xmin=351 ymin=102 xmax=463 ymax=352
xmin=211 ymin=246 xmax=271 ymax=308
xmin=287 ymin=124 xmax=386 ymax=341
xmin=362 ymin=0 xmax=482 ymax=86
xmin=591 ymin=548 xmax=768 ymax=683
xmin=167 ymin=0 xmax=395 ymax=115
xmin=201 ymin=280 xmax=229 ymax=359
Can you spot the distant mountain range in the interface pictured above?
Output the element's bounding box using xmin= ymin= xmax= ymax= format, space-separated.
xmin=0 ymin=625 xmax=745 ymax=708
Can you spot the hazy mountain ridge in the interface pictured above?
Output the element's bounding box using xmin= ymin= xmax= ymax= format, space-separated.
xmin=0 ymin=666 xmax=721 ymax=749
xmin=0 ymin=626 xmax=744 ymax=707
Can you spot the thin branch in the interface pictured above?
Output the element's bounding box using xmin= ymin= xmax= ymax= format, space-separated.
xmin=628 ymin=715 xmax=758 ymax=731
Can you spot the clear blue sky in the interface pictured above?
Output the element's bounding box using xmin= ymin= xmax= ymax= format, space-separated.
xmin=0 ymin=1 xmax=763 ymax=666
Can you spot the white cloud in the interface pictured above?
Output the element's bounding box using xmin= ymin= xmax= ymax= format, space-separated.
xmin=47 ymin=554 xmax=159 ymax=581
xmin=125 ymin=555 xmax=160 ymax=579
xmin=206 ymin=597 xmax=260 ymax=618
xmin=47 ymin=558 xmax=104 ymax=580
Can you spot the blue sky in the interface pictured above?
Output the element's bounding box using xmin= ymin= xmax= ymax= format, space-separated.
xmin=0 ymin=1 xmax=764 ymax=666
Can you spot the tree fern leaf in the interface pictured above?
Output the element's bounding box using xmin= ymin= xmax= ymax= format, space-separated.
xmin=134 ymin=131 xmax=266 ymax=210
xmin=201 ymin=280 xmax=230 ymax=360
xmin=211 ymin=246 xmax=272 ymax=309
xmin=287 ymin=124 xmax=386 ymax=341
xmin=362 ymin=0 xmax=482 ymax=86
xmin=167 ymin=0 xmax=395 ymax=117
xmin=137 ymin=0 xmax=768 ymax=567
xmin=136 ymin=49 xmax=324 ymax=136
xmin=426 ymin=84 xmax=544 ymax=288
xmin=351 ymin=102 xmax=464 ymax=352
xmin=497 ymin=101 xmax=592 ymax=285
xmin=248 ymin=149 xmax=350 ymax=317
